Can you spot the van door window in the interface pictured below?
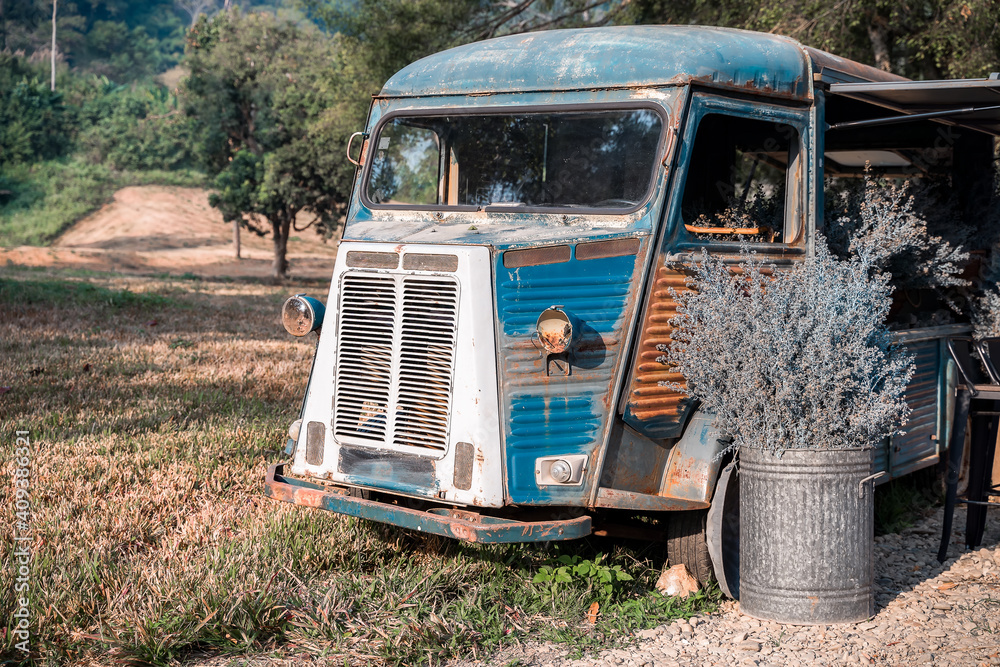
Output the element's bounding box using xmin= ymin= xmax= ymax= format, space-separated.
xmin=368 ymin=125 xmax=442 ymax=206
xmin=680 ymin=113 xmax=802 ymax=244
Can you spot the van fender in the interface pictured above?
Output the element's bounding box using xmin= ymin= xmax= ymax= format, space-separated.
xmin=660 ymin=409 xmax=731 ymax=504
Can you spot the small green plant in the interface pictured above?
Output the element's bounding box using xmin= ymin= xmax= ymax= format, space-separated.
xmin=532 ymin=553 xmax=633 ymax=601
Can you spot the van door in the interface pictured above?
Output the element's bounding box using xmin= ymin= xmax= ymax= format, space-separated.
xmin=621 ymin=91 xmax=814 ymax=441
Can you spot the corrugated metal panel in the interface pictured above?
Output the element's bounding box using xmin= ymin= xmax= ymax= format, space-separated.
xmin=497 ymin=248 xmax=641 ymax=505
xmin=622 ymin=265 xmax=696 ymax=438
xmin=890 ymin=339 xmax=941 ymax=478
xmin=873 ymin=439 xmax=890 ymax=479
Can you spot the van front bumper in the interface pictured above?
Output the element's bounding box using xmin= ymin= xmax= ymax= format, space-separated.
xmin=264 ymin=463 xmax=591 ymax=543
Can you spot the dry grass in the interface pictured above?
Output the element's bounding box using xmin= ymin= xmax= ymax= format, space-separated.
xmin=0 ymin=267 xmax=716 ymax=666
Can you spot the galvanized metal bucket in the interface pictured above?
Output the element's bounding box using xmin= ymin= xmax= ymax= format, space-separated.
xmin=739 ymin=447 xmax=876 ymax=624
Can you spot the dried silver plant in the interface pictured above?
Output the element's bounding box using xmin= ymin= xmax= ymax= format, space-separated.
xmin=658 ymin=241 xmax=914 ymax=456
xmin=824 ymin=172 xmax=969 ymax=299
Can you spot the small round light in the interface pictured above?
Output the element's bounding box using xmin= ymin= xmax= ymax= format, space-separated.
xmin=288 ymin=419 xmax=302 ymax=441
xmin=549 ymin=459 xmax=573 ymax=484
xmin=282 ymin=294 xmax=325 ymax=336
xmin=536 ymin=307 xmax=574 ymax=354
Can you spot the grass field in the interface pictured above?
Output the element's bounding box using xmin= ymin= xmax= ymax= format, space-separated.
xmin=0 ymin=267 xmax=717 ymax=666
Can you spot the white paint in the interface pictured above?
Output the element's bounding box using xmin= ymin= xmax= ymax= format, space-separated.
xmin=291 ymin=242 xmax=505 ymax=508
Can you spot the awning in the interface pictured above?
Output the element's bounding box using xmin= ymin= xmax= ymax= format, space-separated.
xmin=828 ymin=77 xmax=1000 ymax=136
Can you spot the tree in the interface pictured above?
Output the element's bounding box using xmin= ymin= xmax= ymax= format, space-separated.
xmin=176 ymin=0 xmax=218 ymax=28
xmin=183 ymin=9 xmax=347 ymax=278
xmin=621 ymin=0 xmax=1000 ymax=80
xmin=298 ymin=0 xmax=627 ymax=87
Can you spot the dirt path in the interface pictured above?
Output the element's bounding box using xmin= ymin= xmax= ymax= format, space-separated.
xmin=0 ymin=186 xmax=339 ymax=280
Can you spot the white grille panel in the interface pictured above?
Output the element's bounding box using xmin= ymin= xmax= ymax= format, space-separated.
xmin=334 ymin=272 xmax=459 ymax=454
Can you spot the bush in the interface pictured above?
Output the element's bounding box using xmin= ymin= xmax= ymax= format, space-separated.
xmin=824 ymin=172 xmax=969 ymax=296
xmin=0 ymin=54 xmax=72 ymax=164
xmin=972 ymin=287 xmax=1000 ymax=338
xmin=659 ymin=242 xmax=914 ymax=454
xmin=76 ymin=80 xmax=197 ymax=171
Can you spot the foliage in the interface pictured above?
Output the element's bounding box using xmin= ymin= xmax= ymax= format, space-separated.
xmin=621 ymin=0 xmax=1000 ymax=80
xmin=532 ymin=553 xmax=634 ymax=602
xmin=688 ymin=186 xmax=784 ymax=243
xmin=0 ymin=54 xmax=71 ymax=165
xmin=659 ymin=242 xmax=914 ymax=454
xmin=972 ymin=287 xmax=1000 ymax=339
xmin=183 ymin=9 xmax=346 ymax=277
xmin=75 ymin=79 xmax=197 ymax=171
xmin=0 ymin=0 xmax=190 ymax=82
xmin=824 ymin=172 xmax=970 ymax=303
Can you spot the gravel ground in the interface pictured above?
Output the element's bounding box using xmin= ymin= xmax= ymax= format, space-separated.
xmin=455 ymin=504 xmax=1000 ymax=667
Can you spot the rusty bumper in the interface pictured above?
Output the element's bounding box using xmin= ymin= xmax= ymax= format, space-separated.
xmin=264 ymin=463 xmax=591 ymax=543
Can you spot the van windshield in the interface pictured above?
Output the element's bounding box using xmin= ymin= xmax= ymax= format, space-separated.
xmin=365 ymin=108 xmax=663 ymax=211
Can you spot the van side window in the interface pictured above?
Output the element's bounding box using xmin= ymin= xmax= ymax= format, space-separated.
xmin=681 ymin=114 xmax=801 ymax=244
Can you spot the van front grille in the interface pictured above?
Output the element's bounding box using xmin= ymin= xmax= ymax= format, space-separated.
xmin=333 ymin=272 xmax=459 ymax=454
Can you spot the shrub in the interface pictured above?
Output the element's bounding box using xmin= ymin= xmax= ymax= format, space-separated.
xmin=824 ymin=172 xmax=969 ymax=298
xmin=659 ymin=241 xmax=914 ymax=455
xmin=972 ymin=287 xmax=1000 ymax=338
xmin=0 ymin=54 xmax=72 ymax=164
xmin=76 ymin=80 xmax=197 ymax=171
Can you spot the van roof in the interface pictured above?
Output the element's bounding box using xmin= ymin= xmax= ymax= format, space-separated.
xmin=379 ymin=25 xmax=902 ymax=100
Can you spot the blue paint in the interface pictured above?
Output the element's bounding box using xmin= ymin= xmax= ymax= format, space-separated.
xmin=382 ymin=26 xmax=811 ymax=100
xmin=496 ymin=248 xmax=640 ymax=504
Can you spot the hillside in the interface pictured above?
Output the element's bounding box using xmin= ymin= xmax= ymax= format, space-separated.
xmin=0 ymin=186 xmax=339 ymax=280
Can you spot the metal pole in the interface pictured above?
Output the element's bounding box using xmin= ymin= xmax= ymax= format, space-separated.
xmin=938 ymin=388 xmax=971 ymax=562
xmin=966 ymin=403 xmax=998 ymax=548
xmin=50 ymin=0 xmax=56 ymax=91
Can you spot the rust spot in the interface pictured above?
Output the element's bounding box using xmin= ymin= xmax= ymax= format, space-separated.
xmin=623 ymin=265 xmax=693 ymax=426
xmin=450 ymin=524 xmax=476 ymax=542
xmin=296 ymin=488 xmax=326 ymax=508
xmin=536 ymin=308 xmax=573 ymax=354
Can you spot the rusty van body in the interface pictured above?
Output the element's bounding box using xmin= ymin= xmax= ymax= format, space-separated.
xmin=265 ymin=26 xmax=1000 ymax=585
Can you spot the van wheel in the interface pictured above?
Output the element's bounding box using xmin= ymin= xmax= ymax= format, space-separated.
xmin=665 ymin=509 xmax=715 ymax=586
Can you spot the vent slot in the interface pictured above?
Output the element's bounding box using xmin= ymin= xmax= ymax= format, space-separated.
xmin=503 ymin=245 xmax=571 ymax=268
xmin=346 ymin=251 xmax=399 ymax=269
xmin=576 ymin=238 xmax=641 ymax=260
xmin=334 ymin=272 xmax=459 ymax=455
xmin=403 ymin=253 xmax=459 ymax=272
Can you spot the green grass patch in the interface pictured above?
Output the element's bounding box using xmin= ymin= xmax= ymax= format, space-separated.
xmin=0 ymin=158 xmax=206 ymax=247
xmin=0 ymin=276 xmax=174 ymax=309
xmin=874 ymin=467 xmax=941 ymax=535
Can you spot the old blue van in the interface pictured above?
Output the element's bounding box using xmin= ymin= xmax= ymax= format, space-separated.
xmin=265 ymin=25 xmax=1000 ymax=592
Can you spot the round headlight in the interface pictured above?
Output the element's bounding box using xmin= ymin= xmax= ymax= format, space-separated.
xmin=281 ymin=294 xmax=325 ymax=336
xmin=536 ymin=307 xmax=575 ymax=354
xmin=549 ymin=459 xmax=573 ymax=484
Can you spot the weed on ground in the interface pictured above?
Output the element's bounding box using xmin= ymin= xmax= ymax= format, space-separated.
xmin=0 ymin=268 xmax=717 ymax=666
xmin=874 ymin=467 xmax=941 ymax=536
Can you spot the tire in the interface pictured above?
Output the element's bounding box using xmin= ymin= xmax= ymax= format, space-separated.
xmin=666 ymin=509 xmax=715 ymax=586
